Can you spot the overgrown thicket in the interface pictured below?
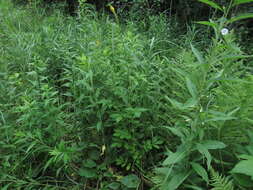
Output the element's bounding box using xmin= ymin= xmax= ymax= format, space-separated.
xmin=0 ymin=0 xmax=253 ymax=190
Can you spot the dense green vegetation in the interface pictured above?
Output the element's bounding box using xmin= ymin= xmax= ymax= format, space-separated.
xmin=0 ymin=0 xmax=253 ymax=189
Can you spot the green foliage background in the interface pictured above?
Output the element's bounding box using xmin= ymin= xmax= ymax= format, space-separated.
xmin=0 ymin=0 xmax=253 ymax=189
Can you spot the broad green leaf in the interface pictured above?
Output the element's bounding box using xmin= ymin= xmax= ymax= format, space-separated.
xmin=228 ymin=13 xmax=253 ymax=23
xmin=196 ymin=143 xmax=212 ymax=170
xmin=107 ymin=182 xmax=121 ymax=190
xmin=201 ymin=140 xmax=226 ymax=150
xmin=186 ymin=77 xmax=198 ymax=98
xmin=2 ymin=184 xmax=12 ymax=190
xmin=162 ymin=170 xmax=191 ymax=190
xmin=232 ymin=173 xmax=253 ymax=187
xmin=163 ymin=150 xmax=187 ymax=165
xmin=231 ymin=157 xmax=253 ymax=179
xmin=198 ymin=0 xmax=223 ymax=11
xmin=233 ymin=0 xmax=253 ymax=6
xmin=120 ymin=174 xmax=140 ymax=188
xmin=163 ymin=145 xmax=189 ymax=165
xmin=83 ymin=159 xmax=96 ymax=168
xmin=238 ymin=155 xmax=253 ymax=160
xmin=191 ymin=44 xmax=204 ymax=64
xmin=78 ymin=168 xmax=97 ymax=178
xmin=191 ymin=162 xmax=209 ymax=183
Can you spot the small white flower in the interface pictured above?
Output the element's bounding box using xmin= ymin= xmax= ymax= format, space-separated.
xmin=221 ymin=28 xmax=229 ymax=35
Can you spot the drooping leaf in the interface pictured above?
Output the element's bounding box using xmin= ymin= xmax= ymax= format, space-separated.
xmin=196 ymin=143 xmax=212 ymax=170
xmin=191 ymin=162 xmax=209 ymax=183
xmin=228 ymin=13 xmax=253 ymax=23
xmin=198 ymin=0 xmax=223 ymax=11
xmin=186 ymin=77 xmax=198 ymax=98
xmin=191 ymin=44 xmax=204 ymax=64
xmin=195 ymin=21 xmax=218 ymax=29
xmin=233 ymin=0 xmax=253 ymax=6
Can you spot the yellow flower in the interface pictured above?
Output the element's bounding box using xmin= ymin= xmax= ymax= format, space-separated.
xmin=109 ymin=5 xmax=116 ymax=14
xmin=100 ymin=144 xmax=106 ymax=156
xmin=96 ymin=40 xmax=100 ymax=46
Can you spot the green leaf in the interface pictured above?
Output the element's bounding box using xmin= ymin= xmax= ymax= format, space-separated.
xmin=83 ymin=159 xmax=97 ymax=168
xmin=201 ymin=140 xmax=226 ymax=150
xmin=196 ymin=143 xmax=212 ymax=170
xmin=231 ymin=156 xmax=253 ymax=179
xmin=120 ymin=174 xmax=140 ymax=188
xmin=162 ymin=170 xmax=191 ymax=190
xmin=191 ymin=162 xmax=209 ymax=183
xmin=165 ymin=96 xmax=197 ymax=110
xmin=232 ymin=173 xmax=253 ymax=187
xmin=184 ymin=185 xmax=204 ymax=190
xmin=184 ymin=97 xmax=198 ymax=108
xmin=78 ymin=168 xmax=97 ymax=178
xmin=165 ymin=96 xmax=184 ymax=110
xmin=228 ymin=13 xmax=253 ymax=23
xmin=107 ymin=182 xmax=121 ymax=190
xmin=163 ymin=145 xmax=189 ymax=165
xmin=233 ymin=0 xmax=253 ymax=6
xmin=198 ymin=0 xmax=223 ymax=11
xmin=163 ymin=126 xmax=185 ymax=139
xmin=186 ymin=77 xmax=198 ymax=98
xmin=191 ymin=44 xmax=204 ymax=64
xmin=195 ymin=21 xmax=218 ymax=29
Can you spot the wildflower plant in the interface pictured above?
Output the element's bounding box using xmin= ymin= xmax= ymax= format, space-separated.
xmin=197 ymin=0 xmax=253 ymax=41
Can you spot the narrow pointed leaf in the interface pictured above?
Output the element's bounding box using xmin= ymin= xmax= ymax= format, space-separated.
xmin=195 ymin=21 xmax=218 ymax=29
xmin=198 ymin=0 xmax=223 ymax=11
xmin=228 ymin=13 xmax=253 ymax=23
xmin=233 ymin=0 xmax=253 ymax=6
xmin=186 ymin=77 xmax=198 ymax=98
xmin=191 ymin=44 xmax=204 ymax=64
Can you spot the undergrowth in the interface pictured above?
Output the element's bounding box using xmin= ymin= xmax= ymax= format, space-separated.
xmin=0 ymin=0 xmax=252 ymax=189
